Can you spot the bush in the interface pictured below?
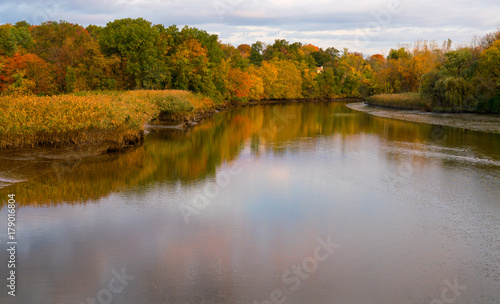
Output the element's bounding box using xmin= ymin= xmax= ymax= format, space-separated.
xmin=154 ymin=95 xmax=194 ymax=114
xmin=475 ymin=95 xmax=500 ymax=113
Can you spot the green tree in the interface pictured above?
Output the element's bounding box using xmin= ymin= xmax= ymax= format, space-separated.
xmin=312 ymin=51 xmax=333 ymax=67
xmin=441 ymin=48 xmax=475 ymax=78
xmin=388 ymin=47 xmax=411 ymax=60
xmin=0 ymin=21 xmax=34 ymax=56
xmin=179 ymin=26 xmax=223 ymax=64
xmin=99 ymin=18 xmax=166 ymax=89
xmin=0 ymin=24 xmax=16 ymax=56
xmin=316 ymin=67 xmax=340 ymax=98
xmin=263 ymin=39 xmax=290 ymax=60
xmin=325 ymin=47 xmax=340 ymax=60
xmin=86 ymin=24 xmax=103 ymax=40
xmin=249 ymin=41 xmax=265 ymax=65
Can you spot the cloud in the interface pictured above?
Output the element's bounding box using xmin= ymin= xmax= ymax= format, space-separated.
xmin=0 ymin=0 xmax=498 ymax=55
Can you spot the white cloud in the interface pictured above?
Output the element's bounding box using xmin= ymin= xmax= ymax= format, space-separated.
xmin=0 ymin=0 xmax=498 ymax=55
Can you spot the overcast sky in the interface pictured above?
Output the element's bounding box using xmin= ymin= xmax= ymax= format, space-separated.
xmin=1 ymin=0 xmax=499 ymax=55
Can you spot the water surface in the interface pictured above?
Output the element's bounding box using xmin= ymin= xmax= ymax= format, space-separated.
xmin=1 ymin=102 xmax=499 ymax=303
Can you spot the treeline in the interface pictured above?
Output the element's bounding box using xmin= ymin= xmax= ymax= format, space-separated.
xmin=0 ymin=18 xmax=499 ymax=111
xmin=368 ymin=34 xmax=500 ymax=112
xmin=0 ymin=18 xmax=379 ymax=101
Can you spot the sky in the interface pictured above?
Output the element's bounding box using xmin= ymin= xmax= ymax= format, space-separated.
xmin=0 ymin=0 xmax=499 ymax=55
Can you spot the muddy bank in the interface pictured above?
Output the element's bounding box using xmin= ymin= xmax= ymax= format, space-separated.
xmin=347 ymin=102 xmax=500 ymax=134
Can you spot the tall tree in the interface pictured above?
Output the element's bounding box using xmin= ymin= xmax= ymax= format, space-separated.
xmin=249 ymin=41 xmax=265 ymax=65
xmin=30 ymin=21 xmax=110 ymax=91
xmin=99 ymin=18 xmax=166 ymax=89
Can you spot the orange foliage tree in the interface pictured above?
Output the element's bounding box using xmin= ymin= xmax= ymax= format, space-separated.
xmin=1 ymin=53 xmax=57 ymax=94
xmin=237 ymin=44 xmax=251 ymax=58
xmin=301 ymin=44 xmax=320 ymax=55
xmin=227 ymin=67 xmax=264 ymax=100
xmin=30 ymin=21 xmax=112 ymax=92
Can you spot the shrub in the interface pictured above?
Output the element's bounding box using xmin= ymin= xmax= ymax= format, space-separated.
xmin=154 ymin=94 xmax=194 ymax=114
xmin=475 ymin=94 xmax=500 ymax=113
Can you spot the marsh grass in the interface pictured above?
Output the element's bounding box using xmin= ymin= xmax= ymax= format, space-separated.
xmin=134 ymin=90 xmax=214 ymax=120
xmin=366 ymin=93 xmax=432 ymax=111
xmin=0 ymin=90 xmax=215 ymax=148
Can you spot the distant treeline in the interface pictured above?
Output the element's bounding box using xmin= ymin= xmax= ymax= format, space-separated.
xmin=0 ymin=18 xmax=499 ymax=111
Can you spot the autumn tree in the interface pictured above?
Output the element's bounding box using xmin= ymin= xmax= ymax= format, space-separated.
xmin=29 ymin=21 xmax=113 ymax=92
xmin=367 ymin=54 xmax=389 ymax=94
xmin=300 ymin=64 xmax=319 ymax=98
xmin=474 ymin=40 xmax=500 ymax=112
xmin=237 ymin=44 xmax=252 ymax=58
xmin=221 ymin=43 xmax=248 ymax=69
xmin=478 ymin=40 xmax=500 ymax=79
xmin=257 ymin=58 xmax=303 ymax=99
xmin=301 ymin=44 xmax=319 ymax=55
xmin=336 ymin=52 xmax=372 ymax=97
xmin=227 ymin=68 xmax=265 ymax=101
xmin=300 ymin=44 xmax=337 ymax=67
xmin=0 ymin=53 xmax=57 ymax=94
xmin=169 ymin=38 xmax=211 ymax=91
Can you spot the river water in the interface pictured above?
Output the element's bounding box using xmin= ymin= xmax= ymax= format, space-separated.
xmin=1 ymin=102 xmax=499 ymax=304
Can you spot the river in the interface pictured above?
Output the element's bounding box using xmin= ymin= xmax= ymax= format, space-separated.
xmin=1 ymin=102 xmax=499 ymax=303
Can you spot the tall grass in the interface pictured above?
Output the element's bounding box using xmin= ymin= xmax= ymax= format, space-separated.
xmin=131 ymin=90 xmax=215 ymax=120
xmin=366 ymin=93 xmax=432 ymax=111
xmin=0 ymin=90 xmax=215 ymax=148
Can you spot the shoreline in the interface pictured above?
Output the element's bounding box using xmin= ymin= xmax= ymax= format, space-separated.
xmin=346 ymin=102 xmax=500 ymax=134
xmin=4 ymin=97 xmax=497 ymax=156
xmin=1 ymin=97 xmax=362 ymax=155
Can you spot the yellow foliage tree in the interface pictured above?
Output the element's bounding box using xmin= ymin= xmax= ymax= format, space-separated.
xmin=257 ymin=59 xmax=302 ymax=99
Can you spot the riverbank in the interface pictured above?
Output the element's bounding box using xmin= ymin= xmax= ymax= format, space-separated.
xmin=346 ymin=102 xmax=500 ymax=134
xmin=0 ymin=91 xmax=363 ymax=150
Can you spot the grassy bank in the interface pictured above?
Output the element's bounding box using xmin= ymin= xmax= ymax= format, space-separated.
xmin=0 ymin=90 xmax=216 ymax=149
xmin=366 ymin=93 xmax=432 ymax=111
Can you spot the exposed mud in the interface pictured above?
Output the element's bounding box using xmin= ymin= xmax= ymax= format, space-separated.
xmin=347 ymin=102 xmax=500 ymax=134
